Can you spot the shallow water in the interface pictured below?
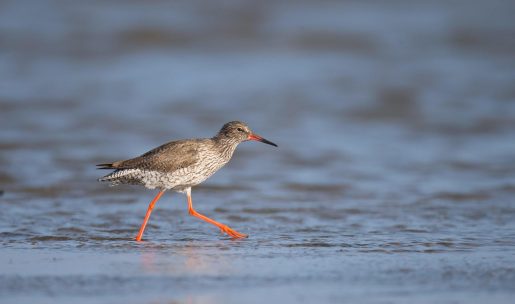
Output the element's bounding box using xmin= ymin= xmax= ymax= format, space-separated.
xmin=1 ymin=0 xmax=515 ymax=303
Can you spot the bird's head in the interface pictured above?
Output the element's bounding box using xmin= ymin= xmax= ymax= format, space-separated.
xmin=217 ymin=121 xmax=277 ymax=147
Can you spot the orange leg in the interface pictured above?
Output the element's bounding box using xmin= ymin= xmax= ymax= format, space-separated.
xmin=186 ymin=189 xmax=247 ymax=239
xmin=135 ymin=190 xmax=165 ymax=241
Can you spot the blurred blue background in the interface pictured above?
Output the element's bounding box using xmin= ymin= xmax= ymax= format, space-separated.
xmin=1 ymin=1 xmax=515 ymax=303
xmin=2 ymin=0 xmax=514 ymax=192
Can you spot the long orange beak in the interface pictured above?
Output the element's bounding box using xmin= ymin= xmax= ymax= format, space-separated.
xmin=248 ymin=133 xmax=278 ymax=147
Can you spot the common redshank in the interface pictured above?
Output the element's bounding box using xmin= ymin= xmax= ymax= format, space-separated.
xmin=97 ymin=121 xmax=277 ymax=241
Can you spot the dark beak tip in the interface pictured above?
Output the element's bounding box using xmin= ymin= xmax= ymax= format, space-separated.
xmin=262 ymin=139 xmax=278 ymax=147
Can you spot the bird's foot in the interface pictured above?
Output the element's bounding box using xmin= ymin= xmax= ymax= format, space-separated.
xmin=219 ymin=225 xmax=248 ymax=239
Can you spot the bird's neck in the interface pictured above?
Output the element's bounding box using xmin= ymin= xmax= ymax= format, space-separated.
xmin=212 ymin=135 xmax=240 ymax=159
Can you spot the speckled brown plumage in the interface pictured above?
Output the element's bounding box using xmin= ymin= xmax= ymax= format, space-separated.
xmin=97 ymin=121 xmax=277 ymax=241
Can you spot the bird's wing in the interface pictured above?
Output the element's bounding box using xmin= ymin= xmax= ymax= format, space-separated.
xmin=108 ymin=139 xmax=205 ymax=173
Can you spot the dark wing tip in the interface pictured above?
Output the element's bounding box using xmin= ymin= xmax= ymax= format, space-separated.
xmin=96 ymin=163 xmax=114 ymax=169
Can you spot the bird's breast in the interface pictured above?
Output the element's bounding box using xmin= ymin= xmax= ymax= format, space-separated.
xmin=161 ymin=148 xmax=228 ymax=189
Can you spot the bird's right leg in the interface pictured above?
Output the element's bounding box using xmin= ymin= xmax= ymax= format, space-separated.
xmin=186 ymin=188 xmax=247 ymax=239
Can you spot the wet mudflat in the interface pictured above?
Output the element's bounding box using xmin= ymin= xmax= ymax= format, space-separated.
xmin=1 ymin=0 xmax=515 ymax=303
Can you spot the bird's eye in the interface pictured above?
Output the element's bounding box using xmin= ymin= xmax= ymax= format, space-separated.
xmin=237 ymin=127 xmax=245 ymax=132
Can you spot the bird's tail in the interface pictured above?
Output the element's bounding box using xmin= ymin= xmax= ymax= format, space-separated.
xmin=97 ymin=167 xmax=120 ymax=184
xmin=97 ymin=168 xmax=142 ymax=186
xmin=97 ymin=163 xmax=118 ymax=184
